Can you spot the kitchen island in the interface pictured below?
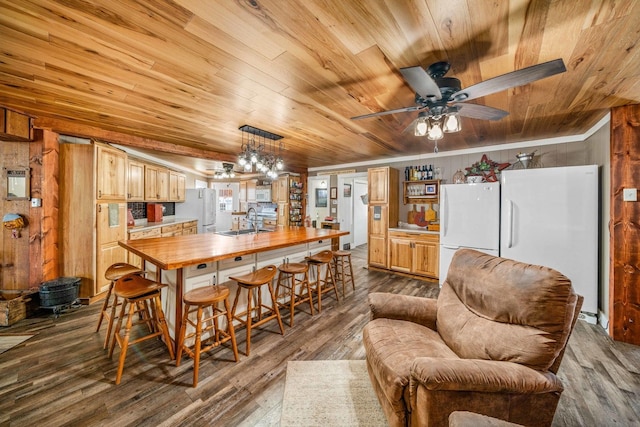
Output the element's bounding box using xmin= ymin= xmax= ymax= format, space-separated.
xmin=119 ymin=226 xmax=349 ymax=351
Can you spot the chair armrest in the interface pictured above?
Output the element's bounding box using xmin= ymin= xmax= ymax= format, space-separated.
xmin=368 ymin=292 xmax=437 ymax=329
xmin=410 ymin=357 xmax=563 ymax=394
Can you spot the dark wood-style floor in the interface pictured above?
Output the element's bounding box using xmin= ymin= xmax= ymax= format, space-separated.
xmin=1 ymin=246 xmax=639 ymax=426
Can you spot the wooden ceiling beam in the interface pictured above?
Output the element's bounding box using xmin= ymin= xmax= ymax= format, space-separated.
xmin=33 ymin=116 xmax=235 ymax=163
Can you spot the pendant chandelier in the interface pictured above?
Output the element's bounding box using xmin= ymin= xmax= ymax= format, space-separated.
xmin=237 ymin=125 xmax=284 ymax=179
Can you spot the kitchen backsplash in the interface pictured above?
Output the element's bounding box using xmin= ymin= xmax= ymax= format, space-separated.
xmin=128 ymin=202 xmax=175 ymax=220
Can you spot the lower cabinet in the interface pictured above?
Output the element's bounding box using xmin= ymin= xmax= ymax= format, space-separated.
xmin=388 ymin=231 xmax=439 ymax=279
xmin=127 ymin=220 xmax=198 ymax=268
xmin=128 ymin=227 xmax=161 ymax=269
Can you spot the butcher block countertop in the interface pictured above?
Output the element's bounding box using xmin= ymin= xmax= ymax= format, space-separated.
xmin=119 ymin=226 xmax=349 ymax=271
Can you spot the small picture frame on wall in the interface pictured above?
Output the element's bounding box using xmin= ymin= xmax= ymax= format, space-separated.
xmin=330 ymin=187 xmax=337 ymax=199
xmin=344 ymin=183 xmax=352 ymax=197
xmin=425 ymin=183 xmax=438 ymax=196
xmin=316 ymin=188 xmax=328 ymax=207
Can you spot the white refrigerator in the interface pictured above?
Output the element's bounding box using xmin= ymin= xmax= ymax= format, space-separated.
xmin=175 ymin=188 xmax=216 ymax=234
xmin=500 ymin=165 xmax=598 ymax=322
xmin=439 ymin=182 xmax=501 ymax=285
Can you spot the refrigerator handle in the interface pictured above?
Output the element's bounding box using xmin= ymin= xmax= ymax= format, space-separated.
xmin=441 ymin=187 xmax=448 ymax=237
xmin=506 ymin=199 xmax=513 ymax=248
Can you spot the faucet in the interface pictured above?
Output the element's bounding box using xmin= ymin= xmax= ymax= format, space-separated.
xmin=247 ymin=207 xmax=259 ymax=234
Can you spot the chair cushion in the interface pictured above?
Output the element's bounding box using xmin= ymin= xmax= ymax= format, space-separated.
xmin=363 ymin=318 xmax=458 ymax=409
xmin=438 ymin=249 xmax=578 ymax=371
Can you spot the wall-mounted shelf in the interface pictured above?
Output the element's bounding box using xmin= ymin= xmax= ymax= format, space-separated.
xmin=402 ymin=179 xmax=440 ymax=205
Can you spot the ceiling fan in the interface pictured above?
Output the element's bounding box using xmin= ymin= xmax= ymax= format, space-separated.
xmin=351 ymin=58 xmax=566 ymax=142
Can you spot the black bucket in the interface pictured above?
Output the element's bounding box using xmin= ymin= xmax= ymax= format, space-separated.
xmin=39 ymin=277 xmax=80 ymax=307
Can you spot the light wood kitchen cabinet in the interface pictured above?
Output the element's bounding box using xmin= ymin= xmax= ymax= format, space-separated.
xmin=367 ymin=167 xmax=398 ymax=269
xmin=272 ymin=175 xmax=289 ymax=203
xmin=239 ymin=180 xmax=248 ymax=212
xmin=144 ymin=164 xmax=169 ymax=201
xmin=182 ymin=220 xmax=198 ymax=235
xmin=246 ymin=179 xmax=257 ymax=203
xmin=128 ymin=227 xmax=161 ymax=269
xmin=97 ymin=203 xmax=128 ymax=293
xmin=96 ymin=144 xmax=127 ymax=200
xmin=127 ymin=159 xmax=145 ymax=201
xmin=368 ymin=167 xmax=392 ymax=204
xmin=161 ymin=223 xmax=183 ymax=237
xmin=388 ymin=231 xmax=439 ymax=279
xmin=277 ymin=201 xmax=289 ymax=226
xmin=59 ymin=141 xmax=128 ymax=302
xmin=169 ymin=170 xmax=186 ymax=201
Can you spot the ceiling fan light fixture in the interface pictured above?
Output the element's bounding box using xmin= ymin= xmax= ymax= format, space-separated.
xmin=415 ymin=117 xmax=428 ymax=136
xmin=444 ymin=112 xmax=461 ymax=133
xmin=427 ymin=117 xmax=444 ymax=140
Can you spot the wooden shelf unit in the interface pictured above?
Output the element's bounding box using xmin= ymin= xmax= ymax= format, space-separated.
xmin=402 ymin=179 xmax=440 ymax=205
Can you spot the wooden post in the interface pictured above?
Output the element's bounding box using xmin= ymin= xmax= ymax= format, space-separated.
xmin=609 ymin=104 xmax=640 ymax=345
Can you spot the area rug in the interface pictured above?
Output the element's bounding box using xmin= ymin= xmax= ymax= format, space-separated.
xmin=0 ymin=334 xmax=34 ymax=354
xmin=280 ymin=359 xmax=387 ymax=426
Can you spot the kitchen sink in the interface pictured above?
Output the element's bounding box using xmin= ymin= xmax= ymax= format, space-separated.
xmin=216 ymin=229 xmax=274 ymax=236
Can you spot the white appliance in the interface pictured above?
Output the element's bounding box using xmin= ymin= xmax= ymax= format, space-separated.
xmin=500 ymin=165 xmax=598 ymax=322
xmin=256 ymin=186 xmax=271 ymax=202
xmin=439 ymin=166 xmax=598 ymax=323
xmin=175 ymin=188 xmax=216 ymax=234
xmin=439 ymin=182 xmax=500 ymax=285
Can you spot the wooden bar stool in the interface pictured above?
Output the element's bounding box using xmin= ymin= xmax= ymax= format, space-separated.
xmin=108 ymin=274 xmax=174 ymax=385
xmin=305 ymin=250 xmax=339 ymax=312
xmin=275 ymin=261 xmax=314 ymax=327
xmin=230 ymin=265 xmax=284 ymax=356
xmin=96 ymin=262 xmax=144 ymax=349
xmin=332 ymin=250 xmax=355 ymax=297
xmin=176 ymin=285 xmax=239 ymax=387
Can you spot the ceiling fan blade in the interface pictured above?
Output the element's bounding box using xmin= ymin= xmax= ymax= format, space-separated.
xmin=400 ymin=66 xmax=442 ymax=100
xmin=351 ymin=105 xmax=422 ymax=120
xmin=451 ymin=58 xmax=566 ymax=102
xmin=402 ymin=118 xmax=418 ymax=134
xmin=455 ymin=103 xmax=509 ymax=121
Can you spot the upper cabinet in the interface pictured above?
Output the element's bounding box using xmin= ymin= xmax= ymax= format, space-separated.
xmin=130 ymin=159 xmax=185 ymax=202
xmin=368 ymin=167 xmax=393 ymax=204
xmin=144 ymin=164 xmax=169 ymax=201
xmin=127 ymin=159 xmax=145 ymax=201
xmin=272 ymin=175 xmax=289 ymax=203
xmin=169 ymin=170 xmax=186 ymax=202
xmin=96 ymin=144 xmax=127 ymax=200
xmin=246 ymin=179 xmax=257 ymax=203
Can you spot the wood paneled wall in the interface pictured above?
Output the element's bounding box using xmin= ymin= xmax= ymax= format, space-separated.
xmin=610 ymin=105 xmax=640 ymax=345
xmin=0 ymin=129 xmax=58 ymax=292
xmin=1 ymin=139 xmax=32 ymax=289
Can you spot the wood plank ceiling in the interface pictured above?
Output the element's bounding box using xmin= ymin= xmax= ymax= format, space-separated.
xmin=1 ymin=0 xmax=639 ymax=174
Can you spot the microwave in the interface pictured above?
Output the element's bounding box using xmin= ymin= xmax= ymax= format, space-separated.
xmin=256 ymin=187 xmax=271 ymax=201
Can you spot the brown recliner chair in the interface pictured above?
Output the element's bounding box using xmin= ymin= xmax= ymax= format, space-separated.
xmin=363 ymin=248 xmax=583 ymax=427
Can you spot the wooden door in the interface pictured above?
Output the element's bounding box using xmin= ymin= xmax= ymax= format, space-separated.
xmin=368 ymin=235 xmax=387 ymax=268
xmin=157 ymin=168 xmax=169 ymax=201
xmin=277 ymin=202 xmax=289 ymax=226
xmin=413 ymin=240 xmax=439 ymax=278
xmin=169 ymin=171 xmax=185 ymax=201
xmin=247 ymin=179 xmax=257 ymax=202
xmin=96 ymin=145 xmax=126 ymax=200
xmin=127 ymin=159 xmax=145 ymax=201
xmin=388 ymin=237 xmax=412 ymax=273
xmin=368 ymin=167 xmax=389 ymax=204
xmin=144 ymin=165 xmax=159 ymax=200
xmin=96 ymin=202 xmax=127 ymax=295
